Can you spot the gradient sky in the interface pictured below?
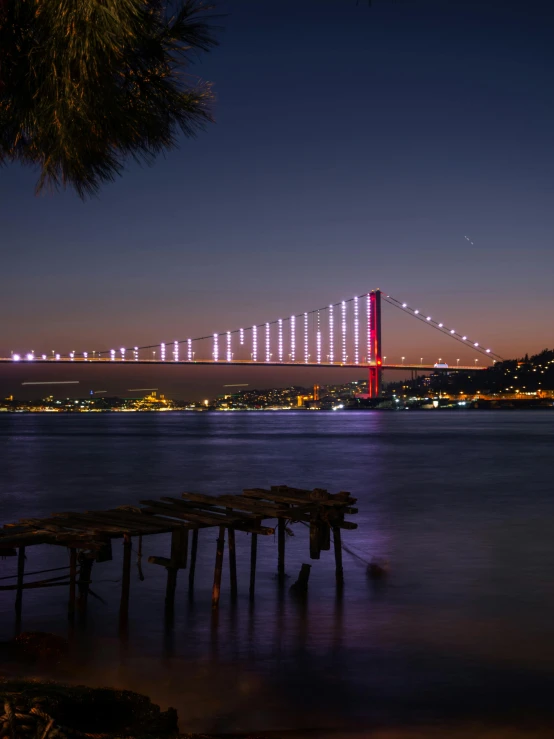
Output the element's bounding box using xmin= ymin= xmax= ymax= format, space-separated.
xmin=1 ymin=0 xmax=553 ymax=399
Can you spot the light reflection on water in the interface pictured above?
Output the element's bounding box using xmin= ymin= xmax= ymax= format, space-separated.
xmin=1 ymin=411 xmax=554 ymax=733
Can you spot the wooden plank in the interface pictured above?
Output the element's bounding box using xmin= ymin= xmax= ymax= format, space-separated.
xmin=164 ymin=497 xmax=260 ymax=523
xmin=141 ymin=502 xmax=275 ymax=535
xmin=212 ymin=526 xmax=225 ymax=608
xmin=89 ymin=510 xmax=175 ymax=533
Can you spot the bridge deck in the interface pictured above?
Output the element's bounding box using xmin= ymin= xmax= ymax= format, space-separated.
xmin=0 ymin=486 xmax=357 ymax=628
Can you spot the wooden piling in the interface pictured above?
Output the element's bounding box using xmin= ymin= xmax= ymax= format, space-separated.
xmin=119 ymin=534 xmax=132 ymax=630
xmin=278 ymin=518 xmax=286 ymax=583
xmin=188 ymin=529 xmax=198 ymax=594
xmin=249 ymin=532 xmax=258 ymax=599
xmin=212 ymin=526 xmax=225 ymax=608
xmin=333 ymin=526 xmax=344 ymax=588
xmin=15 ymin=546 xmax=25 ymax=628
xmin=228 ymin=527 xmax=237 ymax=600
xmin=68 ymin=548 xmax=77 ymax=622
xmin=77 ymin=554 xmax=93 ymax=613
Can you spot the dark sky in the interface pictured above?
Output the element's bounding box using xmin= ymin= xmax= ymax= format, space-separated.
xmin=1 ymin=0 xmax=553 ymax=399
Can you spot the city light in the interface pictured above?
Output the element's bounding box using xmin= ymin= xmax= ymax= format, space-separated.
xmin=329 ymin=305 xmax=334 ymax=364
xmin=278 ymin=319 xmax=283 ymax=362
xmin=213 ymin=334 xmax=219 ymax=362
xmin=341 ymin=301 xmax=347 ymax=364
xmin=354 ymin=296 xmax=359 ymax=364
xmin=227 ymin=331 xmax=232 ymax=362
xmin=290 ymin=315 xmax=296 ymax=362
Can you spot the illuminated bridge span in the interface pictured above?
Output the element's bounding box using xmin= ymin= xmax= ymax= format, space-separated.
xmin=5 ymin=291 xmax=500 ymax=398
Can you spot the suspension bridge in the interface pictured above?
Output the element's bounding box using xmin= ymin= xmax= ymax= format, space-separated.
xmin=4 ymin=290 xmax=500 ymax=398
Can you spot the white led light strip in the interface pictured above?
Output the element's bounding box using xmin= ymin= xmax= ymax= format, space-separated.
xmin=278 ymin=319 xmax=283 ymax=362
xmin=290 ymin=315 xmax=296 ymax=362
xmin=341 ymin=301 xmax=347 ymax=364
xmin=304 ymin=312 xmax=309 ymax=364
xmin=354 ymin=296 xmax=359 ymax=365
xmin=329 ymin=305 xmax=334 ymax=364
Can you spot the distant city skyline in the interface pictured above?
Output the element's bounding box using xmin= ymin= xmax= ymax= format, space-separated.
xmin=2 ymin=0 xmax=553 ymax=399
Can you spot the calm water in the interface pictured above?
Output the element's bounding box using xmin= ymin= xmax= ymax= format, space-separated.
xmin=1 ymin=411 xmax=553 ymax=734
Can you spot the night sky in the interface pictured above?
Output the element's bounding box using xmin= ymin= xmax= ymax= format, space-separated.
xmin=1 ymin=0 xmax=553 ymax=399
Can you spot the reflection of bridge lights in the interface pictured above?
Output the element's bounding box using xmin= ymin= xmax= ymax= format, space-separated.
xmin=340 ymin=300 xmax=346 ymax=364
xmin=290 ymin=315 xmax=296 ymax=362
xmin=329 ymin=305 xmax=334 ymax=364
xmin=304 ymin=312 xmax=309 ymax=364
xmin=354 ymin=297 xmax=359 ymax=365
xmin=278 ymin=319 xmax=283 ymax=362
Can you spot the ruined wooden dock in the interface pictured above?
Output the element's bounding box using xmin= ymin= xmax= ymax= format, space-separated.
xmin=0 ymin=486 xmax=357 ymax=629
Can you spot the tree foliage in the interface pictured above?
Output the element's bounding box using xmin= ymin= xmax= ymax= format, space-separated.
xmin=0 ymin=0 xmax=217 ymax=197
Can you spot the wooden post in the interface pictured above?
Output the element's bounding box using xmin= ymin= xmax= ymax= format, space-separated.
xmin=249 ymin=532 xmax=258 ymax=599
xmin=68 ymin=548 xmax=77 ymax=622
xmin=165 ymin=567 xmax=178 ymax=611
xmin=77 ymin=555 xmax=93 ymax=613
xmin=278 ymin=518 xmax=286 ymax=583
xmin=212 ymin=526 xmax=225 ymax=609
xmin=119 ymin=534 xmax=132 ymax=630
xmin=15 ymin=546 xmax=25 ymax=629
xmin=228 ymin=527 xmax=237 ymax=600
xmin=188 ymin=529 xmax=198 ymax=595
xmin=333 ymin=526 xmax=344 ymax=588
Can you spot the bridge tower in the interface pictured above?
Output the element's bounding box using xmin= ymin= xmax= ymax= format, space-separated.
xmin=368 ymin=289 xmax=382 ymax=398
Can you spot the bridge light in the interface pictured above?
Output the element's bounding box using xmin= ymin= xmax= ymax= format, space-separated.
xmin=83 ymin=352 xmax=88 ymax=361
xmin=42 ymin=354 xmax=47 ymax=360
xmin=187 ymin=339 xmax=192 ymax=361
xmin=341 ymin=301 xmax=347 ymax=364
xmin=55 ymin=354 xmax=60 ymax=361
xmin=26 ymin=353 xmax=34 ymax=361
xmin=120 ymin=347 xmax=125 ymax=360
xmin=486 ymin=349 xmax=491 ymax=353
xmin=12 ymin=354 xmax=21 ymax=361
xmin=402 ymin=303 xmax=407 ymax=308
xmin=450 ymin=329 xmax=455 ymax=334
xmin=174 ymin=341 xmax=179 ymax=362
xmin=278 ymin=319 xmax=283 ymax=362
xmin=252 ymin=325 xmax=258 ymax=362
xmin=227 ymin=331 xmax=232 ymax=362
xmin=317 ymin=311 xmax=322 ymax=364
xmin=239 ymin=328 xmax=244 ymax=346
xmin=426 ymin=316 xmax=431 ymax=321
xmin=329 ymin=305 xmax=334 ymax=364
xmin=265 ymin=322 xmax=271 ymax=362
xmin=304 ymin=312 xmax=309 ymax=364
xmin=161 ymin=343 xmax=166 ymax=361
xmin=353 ymin=297 xmax=359 ymax=364
xmin=414 ymin=310 xmax=419 ymax=314
xmin=438 ymin=323 xmax=443 ymax=328
xmin=290 ymin=315 xmax=296 ymax=362
xmin=213 ymin=334 xmax=218 ymax=362
xmin=366 ymin=293 xmax=371 ymax=364
xmin=462 ymin=336 xmax=467 ymax=341
xmin=474 ymin=342 xmax=479 ymax=347
xmin=134 ymin=346 xmax=139 ymax=361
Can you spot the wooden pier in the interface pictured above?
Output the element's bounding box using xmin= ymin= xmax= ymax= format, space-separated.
xmin=0 ymin=486 xmax=357 ymax=629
